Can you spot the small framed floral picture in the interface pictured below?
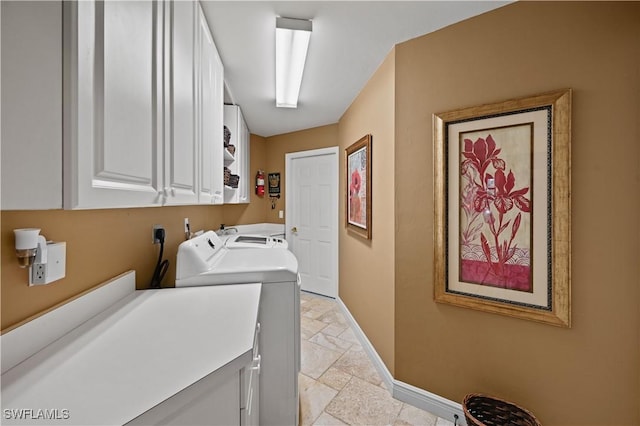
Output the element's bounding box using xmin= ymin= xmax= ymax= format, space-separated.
xmin=433 ymin=90 xmax=571 ymax=327
xmin=346 ymin=134 xmax=372 ymax=239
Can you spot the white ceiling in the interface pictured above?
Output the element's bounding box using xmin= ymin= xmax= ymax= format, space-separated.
xmin=200 ymin=1 xmax=510 ymax=137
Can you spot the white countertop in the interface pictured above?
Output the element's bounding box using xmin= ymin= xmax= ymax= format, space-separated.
xmin=1 ymin=283 xmax=261 ymax=425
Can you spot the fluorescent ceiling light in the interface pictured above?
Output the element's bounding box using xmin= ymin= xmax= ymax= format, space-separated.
xmin=276 ymin=17 xmax=312 ymax=108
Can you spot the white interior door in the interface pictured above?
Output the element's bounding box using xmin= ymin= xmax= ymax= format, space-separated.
xmin=286 ymin=147 xmax=339 ymax=298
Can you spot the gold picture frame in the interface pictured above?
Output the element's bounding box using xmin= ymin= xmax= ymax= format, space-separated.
xmin=346 ymin=134 xmax=372 ymax=239
xmin=434 ymin=89 xmax=571 ymax=327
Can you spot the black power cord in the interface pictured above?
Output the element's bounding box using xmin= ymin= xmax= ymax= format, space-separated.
xmin=149 ymin=228 xmax=169 ymax=289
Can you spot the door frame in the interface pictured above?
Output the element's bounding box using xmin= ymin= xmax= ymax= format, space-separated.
xmin=285 ymin=146 xmax=339 ymax=298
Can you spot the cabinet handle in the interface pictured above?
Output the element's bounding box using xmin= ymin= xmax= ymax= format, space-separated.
xmin=291 ymin=226 xmax=298 ymax=233
xmin=246 ymin=387 xmax=254 ymax=416
xmin=251 ymin=354 xmax=261 ymax=374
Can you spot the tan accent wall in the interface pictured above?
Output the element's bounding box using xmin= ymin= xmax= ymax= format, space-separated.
xmin=394 ymin=2 xmax=639 ymax=424
xmin=264 ymin=124 xmax=339 ymax=224
xmin=338 ymin=50 xmax=396 ymax=373
xmin=1 ymin=133 xmax=270 ymax=331
xmin=1 ymin=206 xmax=224 ymax=330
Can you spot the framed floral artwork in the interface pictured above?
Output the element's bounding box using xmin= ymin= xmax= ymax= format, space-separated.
xmin=433 ymin=90 xmax=571 ymax=327
xmin=346 ymin=134 xmax=372 ymax=239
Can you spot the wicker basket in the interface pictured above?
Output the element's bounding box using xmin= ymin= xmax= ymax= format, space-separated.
xmin=223 ymin=125 xmax=231 ymax=146
xmin=223 ymin=167 xmax=231 ymax=185
xmin=226 ymin=144 xmax=236 ymax=156
xmin=463 ymin=394 xmax=541 ymax=426
xmin=228 ymin=174 xmax=240 ymax=188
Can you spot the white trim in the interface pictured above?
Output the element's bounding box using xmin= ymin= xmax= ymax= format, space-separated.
xmin=285 ymin=146 xmax=339 ymax=159
xmin=394 ymin=381 xmax=466 ymax=425
xmin=336 ymin=297 xmax=466 ymax=426
xmin=336 ymin=297 xmax=394 ymax=391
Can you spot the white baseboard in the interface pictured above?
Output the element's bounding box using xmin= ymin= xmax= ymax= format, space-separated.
xmin=393 ymin=380 xmax=465 ymax=425
xmin=336 ymin=297 xmax=395 ymax=391
xmin=336 ymin=297 xmax=466 ymax=426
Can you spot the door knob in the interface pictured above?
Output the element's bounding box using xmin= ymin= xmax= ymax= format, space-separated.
xmin=291 ymin=227 xmax=298 ymax=233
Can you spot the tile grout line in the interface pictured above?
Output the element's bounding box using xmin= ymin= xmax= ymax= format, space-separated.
xmin=301 ymin=293 xmax=438 ymax=426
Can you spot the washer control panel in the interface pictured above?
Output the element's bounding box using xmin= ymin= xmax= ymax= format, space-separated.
xmin=176 ymin=231 xmax=225 ymax=278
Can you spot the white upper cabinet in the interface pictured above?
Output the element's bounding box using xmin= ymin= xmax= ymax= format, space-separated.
xmin=1 ymin=1 xmax=63 ymax=210
xmin=63 ymin=0 xmax=224 ymax=209
xmin=197 ymin=4 xmax=224 ymax=205
xmin=64 ymin=0 xmax=163 ymax=209
xmin=163 ymin=0 xmax=198 ymax=206
xmin=223 ymin=105 xmax=250 ymax=205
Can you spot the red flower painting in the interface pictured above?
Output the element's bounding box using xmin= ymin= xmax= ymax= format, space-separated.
xmin=460 ymin=134 xmax=532 ymax=291
xmin=349 ymin=169 xmax=363 ymax=225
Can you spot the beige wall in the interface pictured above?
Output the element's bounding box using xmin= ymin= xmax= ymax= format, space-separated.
xmin=1 ymin=134 xmax=270 ymax=331
xmin=1 ymin=206 xmax=224 ymax=330
xmin=394 ymin=2 xmax=639 ymax=425
xmin=338 ymin=50 xmax=396 ymax=373
xmin=264 ymin=124 xmax=339 ymax=224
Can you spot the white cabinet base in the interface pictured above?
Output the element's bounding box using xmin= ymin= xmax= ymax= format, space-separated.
xmin=127 ymin=352 xmax=250 ymax=426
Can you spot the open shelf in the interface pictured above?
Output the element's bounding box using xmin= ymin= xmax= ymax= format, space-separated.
xmin=224 ymin=148 xmax=235 ymax=163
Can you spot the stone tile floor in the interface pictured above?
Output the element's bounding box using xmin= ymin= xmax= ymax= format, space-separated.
xmin=300 ymin=291 xmax=456 ymax=426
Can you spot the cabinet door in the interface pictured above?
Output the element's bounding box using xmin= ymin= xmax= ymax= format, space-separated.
xmin=1 ymin=1 xmax=63 ymax=210
xmin=128 ymin=369 xmax=241 ymax=426
xmin=163 ymin=0 xmax=198 ymax=205
xmin=197 ymin=4 xmax=224 ymax=205
xmin=64 ymin=0 xmax=164 ymax=209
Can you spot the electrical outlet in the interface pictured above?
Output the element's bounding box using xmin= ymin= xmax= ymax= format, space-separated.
xmin=28 ymin=242 xmax=66 ymax=286
xmin=152 ymin=225 xmax=164 ymax=244
xmin=31 ymin=263 xmax=47 ymax=284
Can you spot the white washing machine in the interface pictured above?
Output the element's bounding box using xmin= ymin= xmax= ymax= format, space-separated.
xmin=175 ymin=231 xmax=300 ymax=426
